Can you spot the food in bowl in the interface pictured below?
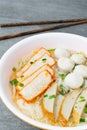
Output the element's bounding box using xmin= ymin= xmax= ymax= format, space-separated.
xmin=10 ymin=47 xmax=87 ymax=127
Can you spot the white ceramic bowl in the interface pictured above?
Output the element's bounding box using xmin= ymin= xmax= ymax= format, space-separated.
xmin=0 ymin=32 xmax=87 ymax=130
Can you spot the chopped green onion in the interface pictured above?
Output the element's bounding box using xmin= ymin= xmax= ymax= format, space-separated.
xmin=84 ymin=106 xmax=87 ymax=113
xmin=12 ymin=67 xmax=16 ymax=72
xmin=79 ymin=96 xmax=85 ymax=102
xmin=19 ymin=83 xmax=24 ymax=87
xmin=60 ymin=84 xmax=64 ymax=89
xmin=80 ymin=96 xmax=84 ymax=99
xmin=21 ymin=75 xmax=24 ymax=78
xmin=59 ymin=90 xmax=65 ymax=95
xmin=59 ymin=84 xmax=70 ymax=95
xmin=30 ymin=60 xmax=37 ymax=65
xmin=80 ymin=118 xmax=85 ymax=122
xmin=48 ymin=48 xmax=55 ymax=53
xmin=30 ymin=61 xmax=34 ymax=64
xmin=75 ymin=106 xmax=77 ymax=108
xmin=49 ymin=95 xmax=56 ymax=99
xmin=17 ymin=60 xmax=24 ymax=67
xmin=80 ymin=82 xmax=85 ymax=88
xmin=67 ymin=89 xmax=70 ymax=93
xmin=44 ymin=94 xmax=48 ymax=98
xmin=60 ymin=74 xmax=67 ymax=80
xmin=42 ymin=58 xmax=47 ymax=63
xmin=10 ymin=79 xmax=18 ymax=86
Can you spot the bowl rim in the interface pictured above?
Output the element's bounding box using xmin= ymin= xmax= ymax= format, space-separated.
xmin=0 ymin=32 xmax=87 ymax=130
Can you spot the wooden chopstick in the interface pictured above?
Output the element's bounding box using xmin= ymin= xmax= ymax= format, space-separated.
xmin=0 ymin=18 xmax=87 ymax=27
xmin=0 ymin=20 xmax=87 ymax=40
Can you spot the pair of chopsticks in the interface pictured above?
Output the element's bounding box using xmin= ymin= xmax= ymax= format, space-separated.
xmin=0 ymin=18 xmax=87 ymax=40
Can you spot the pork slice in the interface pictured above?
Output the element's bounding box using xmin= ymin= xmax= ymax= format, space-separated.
xmin=17 ymin=64 xmax=54 ymax=91
xmin=17 ymin=47 xmax=50 ymax=77
xmin=19 ymin=70 xmax=54 ymax=101
xmin=20 ymin=53 xmax=56 ymax=78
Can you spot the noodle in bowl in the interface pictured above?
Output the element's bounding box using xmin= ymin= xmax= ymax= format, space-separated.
xmin=0 ymin=32 xmax=87 ymax=130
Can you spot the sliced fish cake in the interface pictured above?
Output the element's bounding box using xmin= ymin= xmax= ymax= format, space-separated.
xmin=59 ymin=90 xmax=81 ymax=126
xmin=17 ymin=64 xmax=54 ymax=91
xmin=42 ymin=82 xmax=57 ymax=116
xmin=53 ymin=95 xmax=64 ymax=120
xmin=17 ymin=47 xmax=50 ymax=77
xmin=19 ymin=53 xmax=56 ymax=79
xmin=19 ymin=70 xmax=54 ymax=102
xmin=73 ymin=88 xmax=87 ymax=124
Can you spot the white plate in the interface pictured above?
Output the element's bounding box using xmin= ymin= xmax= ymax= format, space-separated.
xmin=0 ymin=32 xmax=87 ymax=130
